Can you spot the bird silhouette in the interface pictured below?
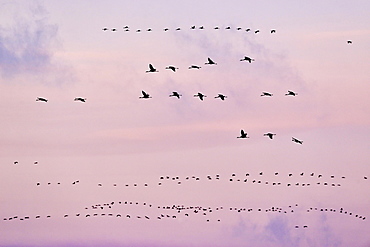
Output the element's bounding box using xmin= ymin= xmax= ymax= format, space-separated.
xmin=74 ymin=97 xmax=86 ymax=102
xmin=139 ymin=91 xmax=152 ymax=99
xmin=169 ymin=92 xmax=182 ymax=99
xmin=237 ymin=130 xmax=249 ymax=139
xmin=146 ymin=64 xmax=158 ymax=73
xmin=285 ymin=90 xmax=297 ymax=96
xmin=225 ymin=26 xmax=231 ymax=30
xmin=347 ymin=40 xmax=352 ymax=44
xmin=264 ymin=133 xmax=276 ymax=139
xmin=254 ymin=30 xmax=260 ymax=33
xmin=14 ymin=161 xmax=18 ymax=165
xmin=246 ymin=28 xmax=251 ymax=32
xmin=261 ymin=92 xmax=273 ymax=96
xmin=292 ymin=137 xmax=303 ymax=144
xmin=240 ymin=56 xmax=255 ymax=63
xmin=164 ymin=28 xmax=169 ymax=31
xmin=111 ymin=28 xmax=117 ymax=32
xmin=205 ymin=57 xmax=217 ymax=65
xmin=136 ymin=29 xmax=141 ymax=32
xmin=102 ymin=27 xmax=108 ymax=31
xmin=194 ymin=92 xmax=206 ymax=101
xmin=199 ymin=26 xmax=204 ymax=29
xmin=214 ymin=94 xmax=227 ymax=100
xmin=36 ymin=97 xmax=48 ymax=102
xmin=191 ymin=26 xmax=196 ymax=29
xmin=176 ymin=27 xmax=181 ymax=31
xmin=165 ymin=66 xmax=179 ymax=72
xmin=146 ymin=28 xmax=152 ymax=32
xmin=188 ymin=65 xmax=201 ymax=69
xmin=236 ymin=27 xmax=242 ymax=30
xmin=271 ymin=29 xmax=276 ymax=33
xmin=214 ymin=26 xmax=219 ymax=29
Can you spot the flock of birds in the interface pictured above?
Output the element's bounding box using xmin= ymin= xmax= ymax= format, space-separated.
xmin=2 ymin=198 xmax=366 ymax=226
xmin=102 ymin=25 xmax=277 ymax=34
xmin=28 ymin=170 xmax=368 ymax=188
xmin=4 ymin=22 xmax=362 ymax=241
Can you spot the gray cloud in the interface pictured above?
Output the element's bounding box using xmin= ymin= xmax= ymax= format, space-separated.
xmin=0 ymin=1 xmax=73 ymax=84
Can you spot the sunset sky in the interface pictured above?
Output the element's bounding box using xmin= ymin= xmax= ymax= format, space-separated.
xmin=1 ymin=1 xmax=370 ymax=246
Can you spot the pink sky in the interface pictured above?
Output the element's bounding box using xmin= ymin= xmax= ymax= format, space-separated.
xmin=1 ymin=0 xmax=370 ymax=246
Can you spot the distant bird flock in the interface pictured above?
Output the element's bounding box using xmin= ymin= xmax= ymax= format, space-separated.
xmin=102 ymin=25 xmax=277 ymax=34
xmin=3 ymin=171 xmax=367 ymax=226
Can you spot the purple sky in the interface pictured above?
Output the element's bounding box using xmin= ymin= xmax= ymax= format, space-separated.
xmin=1 ymin=0 xmax=370 ymax=246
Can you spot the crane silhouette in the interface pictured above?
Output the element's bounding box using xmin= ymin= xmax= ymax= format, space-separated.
xmin=264 ymin=133 xmax=276 ymax=139
xmin=237 ymin=130 xmax=249 ymax=138
xmin=169 ymin=92 xmax=182 ymax=99
xmin=194 ymin=92 xmax=206 ymax=101
xmin=146 ymin=64 xmax=158 ymax=73
xmin=205 ymin=57 xmax=217 ymax=65
xmin=74 ymin=97 xmax=86 ymax=102
xmin=215 ymin=94 xmax=227 ymax=100
xmin=261 ymin=92 xmax=273 ymax=97
xmin=189 ymin=65 xmax=201 ymax=69
xmin=285 ymin=90 xmax=297 ymax=96
xmin=36 ymin=97 xmax=48 ymax=102
xmin=292 ymin=137 xmax=303 ymax=144
xmin=240 ymin=56 xmax=255 ymax=63
xmin=165 ymin=66 xmax=179 ymax=72
xmin=139 ymin=91 xmax=152 ymax=99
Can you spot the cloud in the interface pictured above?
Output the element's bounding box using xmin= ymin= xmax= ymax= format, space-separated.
xmin=0 ymin=1 xmax=73 ymax=85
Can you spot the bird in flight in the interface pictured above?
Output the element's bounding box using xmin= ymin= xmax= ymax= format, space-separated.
xmin=139 ymin=91 xmax=152 ymax=99
xmin=165 ymin=66 xmax=179 ymax=72
xmin=111 ymin=28 xmax=117 ymax=32
xmin=261 ymin=92 xmax=273 ymax=97
xmin=199 ymin=26 xmax=204 ymax=29
xmin=246 ymin=28 xmax=251 ymax=32
xmin=102 ymin=27 xmax=108 ymax=31
xmin=264 ymin=133 xmax=276 ymax=139
xmin=164 ymin=28 xmax=169 ymax=31
xmin=271 ymin=29 xmax=276 ymax=33
xmin=237 ymin=130 xmax=249 ymax=139
xmin=169 ymin=92 xmax=182 ymax=99
xmin=347 ymin=40 xmax=352 ymax=44
xmin=205 ymin=57 xmax=217 ymax=65
xmin=194 ymin=92 xmax=206 ymax=101
xmin=215 ymin=94 xmax=227 ymax=100
xmin=254 ymin=30 xmax=260 ymax=34
xmin=191 ymin=26 xmax=196 ymax=29
xmin=176 ymin=27 xmax=181 ymax=31
xmin=146 ymin=64 xmax=158 ymax=73
xmin=189 ymin=65 xmax=201 ymax=69
xmin=285 ymin=90 xmax=297 ymax=96
xmin=292 ymin=137 xmax=303 ymax=144
xmin=36 ymin=97 xmax=48 ymax=102
xmin=225 ymin=26 xmax=231 ymax=30
xmin=74 ymin=97 xmax=86 ymax=102
xmin=214 ymin=26 xmax=219 ymax=30
xmin=240 ymin=56 xmax=255 ymax=63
